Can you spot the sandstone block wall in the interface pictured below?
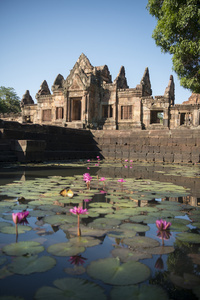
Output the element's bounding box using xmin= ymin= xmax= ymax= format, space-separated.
xmin=92 ymin=129 xmax=200 ymax=164
xmin=0 ymin=120 xmax=199 ymax=164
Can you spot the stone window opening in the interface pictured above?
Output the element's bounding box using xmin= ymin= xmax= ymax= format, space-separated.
xmin=72 ymin=98 xmax=81 ymax=121
xmin=121 ymin=105 xmax=132 ymax=120
xmin=56 ymin=107 xmax=64 ymax=119
xmin=150 ymin=110 xmax=163 ymax=124
xmin=102 ymin=104 xmax=113 ymax=118
xmin=42 ymin=109 xmax=51 ymax=121
xmin=180 ymin=113 xmax=186 ymax=125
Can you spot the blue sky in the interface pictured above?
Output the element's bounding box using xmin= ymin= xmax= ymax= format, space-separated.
xmin=0 ymin=0 xmax=192 ymax=104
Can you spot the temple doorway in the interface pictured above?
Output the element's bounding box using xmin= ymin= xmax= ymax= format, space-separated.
xmin=72 ymin=98 xmax=81 ymax=121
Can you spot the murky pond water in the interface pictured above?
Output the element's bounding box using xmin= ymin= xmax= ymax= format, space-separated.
xmin=0 ymin=161 xmax=200 ymax=300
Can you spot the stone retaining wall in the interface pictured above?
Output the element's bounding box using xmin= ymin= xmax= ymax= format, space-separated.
xmin=92 ymin=129 xmax=200 ymax=164
xmin=0 ymin=120 xmax=199 ymax=163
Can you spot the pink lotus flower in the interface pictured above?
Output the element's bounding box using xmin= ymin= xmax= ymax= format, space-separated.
xmin=99 ymin=177 xmax=106 ymax=182
xmin=84 ymin=199 xmax=92 ymax=202
xmin=156 ymin=219 xmax=171 ymax=231
xmin=100 ymin=190 xmax=107 ymax=194
xmin=83 ymin=173 xmax=92 ymax=189
xmin=97 ymin=156 xmax=100 ymax=159
xmin=95 ymin=164 xmax=99 ymax=166
xmin=87 ymin=159 xmax=90 ymax=162
xmin=124 ymin=159 xmax=128 ymax=162
xmin=69 ymin=255 xmax=87 ymax=266
xmin=118 ymin=179 xmax=126 ymax=183
xmin=130 ymin=160 xmax=133 ymax=163
xmin=83 ymin=173 xmax=92 ymax=182
xmin=70 ymin=206 xmax=88 ymax=215
xmin=70 ymin=206 xmax=88 ymax=237
xmin=12 ymin=211 xmax=29 ymax=225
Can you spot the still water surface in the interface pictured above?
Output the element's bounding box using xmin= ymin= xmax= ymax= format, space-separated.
xmin=0 ymin=162 xmax=200 ymax=300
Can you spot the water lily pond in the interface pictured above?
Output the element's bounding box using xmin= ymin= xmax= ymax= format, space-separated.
xmin=0 ymin=161 xmax=200 ymax=300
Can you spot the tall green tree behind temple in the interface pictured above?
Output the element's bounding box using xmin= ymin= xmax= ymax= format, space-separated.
xmin=0 ymin=86 xmax=21 ymax=113
xmin=147 ymin=0 xmax=200 ymax=93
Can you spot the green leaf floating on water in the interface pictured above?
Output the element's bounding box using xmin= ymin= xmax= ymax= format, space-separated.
xmin=176 ymin=233 xmax=200 ymax=244
xmin=0 ymin=224 xmax=32 ymax=234
xmin=66 ymin=226 xmax=107 ymax=237
xmin=88 ymin=218 xmax=121 ymax=230
xmin=110 ymin=284 xmax=169 ymax=300
xmin=87 ymin=257 xmax=151 ymax=285
xmin=35 ymin=277 xmax=107 ymax=300
xmin=8 ymin=255 xmax=56 ymax=275
xmin=120 ymin=223 xmax=150 ymax=232
xmin=123 ymin=236 xmax=160 ymax=249
xmin=43 ymin=214 xmax=76 ymax=225
xmin=111 ymin=247 xmax=152 ymax=262
xmin=69 ymin=236 xmax=101 ymax=247
xmin=2 ymin=241 xmax=44 ymax=256
xmin=47 ymin=242 xmax=85 ymax=256
xmin=107 ymin=229 xmax=136 ymax=238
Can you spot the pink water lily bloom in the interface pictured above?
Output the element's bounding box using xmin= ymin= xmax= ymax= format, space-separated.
xmin=118 ymin=179 xmax=126 ymax=183
xmin=156 ymin=219 xmax=171 ymax=231
xmin=100 ymin=190 xmax=107 ymax=194
xmin=87 ymin=159 xmax=90 ymax=162
xmin=99 ymin=177 xmax=106 ymax=181
xmin=124 ymin=159 xmax=128 ymax=162
xmin=12 ymin=211 xmax=29 ymax=225
xmin=84 ymin=199 xmax=92 ymax=202
xmin=70 ymin=206 xmax=88 ymax=215
xmin=83 ymin=173 xmax=92 ymax=182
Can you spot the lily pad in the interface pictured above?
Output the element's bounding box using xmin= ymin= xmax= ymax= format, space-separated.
xmin=176 ymin=233 xmax=200 ymax=244
xmin=110 ymin=284 xmax=169 ymax=300
xmin=8 ymin=255 xmax=56 ymax=274
xmin=0 ymin=224 xmax=32 ymax=234
xmin=2 ymin=241 xmax=44 ymax=256
xmin=120 ymin=223 xmax=150 ymax=232
xmin=35 ymin=277 xmax=107 ymax=300
xmin=67 ymin=226 xmax=107 ymax=237
xmin=123 ymin=236 xmax=160 ymax=249
xmin=88 ymin=218 xmax=121 ymax=230
xmin=143 ymin=246 xmax=175 ymax=255
xmin=69 ymin=236 xmax=101 ymax=247
xmin=169 ymin=272 xmax=200 ymax=289
xmin=107 ymin=229 xmax=136 ymax=238
xmin=43 ymin=214 xmax=76 ymax=225
xmin=111 ymin=247 xmax=152 ymax=262
xmin=47 ymin=242 xmax=85 ymax=256
xmin=87 ymin=257 xmax=151 ymax=285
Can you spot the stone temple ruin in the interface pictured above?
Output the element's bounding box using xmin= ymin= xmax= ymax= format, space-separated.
xmin=21 ymin=53 xmax=200 ymax=130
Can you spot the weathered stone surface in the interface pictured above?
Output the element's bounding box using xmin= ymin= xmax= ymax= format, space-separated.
xmin=17 ymin=53 xmax=200 ymax=131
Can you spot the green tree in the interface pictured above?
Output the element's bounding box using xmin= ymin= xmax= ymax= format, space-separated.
xmin=0 ymin=86 xmax=21 ymax=113
xmin=147 ymin=0 xmax=200 ymax=93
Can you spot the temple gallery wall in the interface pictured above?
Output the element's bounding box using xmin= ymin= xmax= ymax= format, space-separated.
xmin=0 ymin=54 xmax=200 ymax=164
xmin=19 ymin=53 xmax=200 ymax=131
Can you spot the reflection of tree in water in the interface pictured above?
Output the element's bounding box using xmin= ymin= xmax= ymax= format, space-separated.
xmin=150 ymin=237 xmax=200 ymax=300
